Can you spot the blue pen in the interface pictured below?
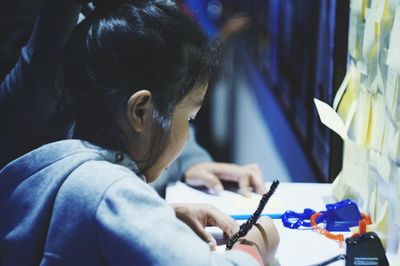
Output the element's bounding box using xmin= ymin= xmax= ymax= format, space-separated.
xmin=230 ymin=213 xmax=282 ymax=220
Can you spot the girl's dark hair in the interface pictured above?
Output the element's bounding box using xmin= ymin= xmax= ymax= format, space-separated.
xmin=63 ymin=0 xmax=219 ymax=174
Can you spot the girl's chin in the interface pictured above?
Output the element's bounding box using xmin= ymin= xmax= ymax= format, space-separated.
xmin=145 ymin=169 xmax=163 ymax=183
xmin=145 ymin=163 xmax=172 ymax=183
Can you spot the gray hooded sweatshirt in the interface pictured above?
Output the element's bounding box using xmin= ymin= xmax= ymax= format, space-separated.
xmin=0 ymin=140 xmax=258 ymax=266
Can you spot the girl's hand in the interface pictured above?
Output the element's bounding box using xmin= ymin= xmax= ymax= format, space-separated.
xmin=171 ymin=203 xmax=239 ymax=251
xmin=184 ymin=162 xmax=267 ymax=197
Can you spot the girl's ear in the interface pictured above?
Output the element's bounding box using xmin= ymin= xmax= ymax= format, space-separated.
xmin=126 ymin=90 xmax=153 ymax=132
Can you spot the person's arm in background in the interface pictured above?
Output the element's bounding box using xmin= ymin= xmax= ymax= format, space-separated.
xmin=153 ymin=2 xmax=263 ymax=197
xmin=151 ymin=126 xmax=266 ymax=197
xmin=0 ymin=0 xmax=82 ymax=117
xmin=0 ymin=0 xmax=82 ymax=167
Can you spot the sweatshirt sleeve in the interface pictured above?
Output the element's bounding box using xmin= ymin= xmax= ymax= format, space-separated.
xmin=0 ymin=0 xmax=82 ymax=166
xmin=0 ymin=0 xmax=81 ymax=117
xmin=96 ymin=177 xmax=260 ymax=266
xmin=28 ymin=0 xmax=82 ymax=73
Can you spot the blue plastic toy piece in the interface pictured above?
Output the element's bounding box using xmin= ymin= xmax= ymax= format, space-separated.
xmin=322 ymin=199 xmax=363 ymax=231
xmin=281 ymin=199 xmax=363 ymax=231
xmin=281 ymin=208 xmax=316 ymax=229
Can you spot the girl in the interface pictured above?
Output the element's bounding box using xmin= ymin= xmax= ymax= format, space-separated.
xmin=0 ymin=1 xmax=279 ymax=265
xmin=0 ymin=0 xmax=267 ymax=201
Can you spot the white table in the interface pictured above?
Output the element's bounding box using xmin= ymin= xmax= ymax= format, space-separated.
xmin=166 ymin=181 xmax=393 ymax=266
